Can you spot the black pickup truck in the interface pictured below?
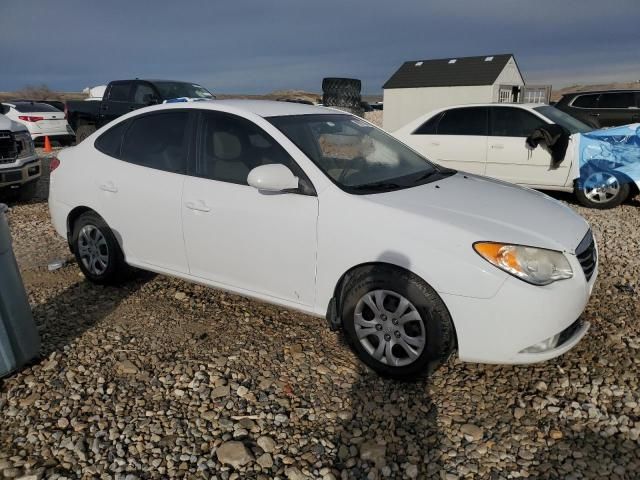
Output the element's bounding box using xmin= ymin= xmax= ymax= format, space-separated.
xmin=65 ymin=79 xmax=214 ymax=142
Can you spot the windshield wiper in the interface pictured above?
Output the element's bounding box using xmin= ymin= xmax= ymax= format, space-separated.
xmin=350 ymin=181 xmax=403 ymax=191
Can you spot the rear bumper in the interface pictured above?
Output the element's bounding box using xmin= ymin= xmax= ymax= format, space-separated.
xmin=32 ymin=133 xmax=75 ymax=142
xmin=0 ymin=159 xmax=42 ymax=188
xmin=443 ymin=251 xmax=597 ymax=364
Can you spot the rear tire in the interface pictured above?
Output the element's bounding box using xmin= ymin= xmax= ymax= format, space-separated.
xmin=575 ymin=168 xmax=629 ymax=209
xmin=72 ymin=211 xmax=128 ymax=285
xmin=75 ymin=124 xmax=96 ymax=144
xmin=340 ymin=265 xmax=455 ymax=379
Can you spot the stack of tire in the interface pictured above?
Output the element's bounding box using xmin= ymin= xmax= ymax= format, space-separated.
xmin=322 ymin=78 xmax=364 ymax=117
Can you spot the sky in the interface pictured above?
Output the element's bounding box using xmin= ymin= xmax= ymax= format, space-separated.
xmin=1 ymin=0 xmax=639 ymax=95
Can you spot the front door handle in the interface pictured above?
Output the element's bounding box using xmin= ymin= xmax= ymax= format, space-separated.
xmin=429 ymin=141 xmax=440 ymax=146
xmin=185 ymin=201 xmax=211 ymax=212
xmin=490 ymin=144 xmax=504 ymax=150
xmin=589 ymin=113 xmax=600 ymax=117
xmin=99 ymin=181 xmax=118 ymax=193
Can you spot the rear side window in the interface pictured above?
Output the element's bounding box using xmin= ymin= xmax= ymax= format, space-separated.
xmin=198 ymin=111 xmax=309 ymax=188
xmin=94 ymin=121 xmax=128 ymax=157
xmin=108 ymin=83 xmax=132 ymax=102
xmin=120 ymin=112 xmax=190 ymax=173
xmin=436 ymin=107 xmax=488 ymax=136
xmin=413 ymin=113 xmax=442 ymax=135
xmin=598 ymin=92 xmax=636 ymax=109
xmin=571 ymin=94 xmax=599 ymax=108
xmin=490 ymin=107 xmax=547 ymax=137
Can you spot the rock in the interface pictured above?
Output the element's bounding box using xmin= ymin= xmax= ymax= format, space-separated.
xmin=212 ymin=385 xmax=230 ymax=399
xmin=360 ymin=441 xmax=386 ymax=467
xmin=236 ymin=386 xmax=249 ymax=397
xmin=285 ymin=467 xmax=307 ymax=480
xmin=535 ymin=381 xmax=548 ymax=392
xmin=216 ymin=441 xmax=253 ymax=468
xmin=257 ymin=436 xmax=276 ymax=453
xmin=549 ymin=429 xmax=563 ymax=439
xmin=460 ymin=424 xmax=483 ymax=442
xmin=57 ymin=417 xmax=70 ymax=429
xmin=514 ymin=408 xmax=525 ymax=419
xmin=114 ymin=360 xmax=138 ymax=375
xmin=405 ymin=464 xmax=419 ymax=478
xmin=174 ymin=292 xmax=187 ymax=300
xmin=256 ymin=453 xmax=273 ymax=469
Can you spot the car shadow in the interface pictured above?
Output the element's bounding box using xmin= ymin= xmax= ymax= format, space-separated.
xmin=326 ymin=250 xmax=445 ymax=479
xmin=29 ymin=269 xmax=153 ymax=357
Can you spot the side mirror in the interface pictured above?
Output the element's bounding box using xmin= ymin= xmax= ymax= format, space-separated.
xmin=247 ymin=164 xmax=299 ymax=192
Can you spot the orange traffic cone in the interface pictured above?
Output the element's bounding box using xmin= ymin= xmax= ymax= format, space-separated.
xmin=43 ymin=136 xmax=52 ymax=153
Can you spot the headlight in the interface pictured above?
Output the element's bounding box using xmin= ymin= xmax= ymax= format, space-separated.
xmin=14 ymin=132 xmax=35 ymax=159
xmin=473 ymin=242 xmax=572 ymax=286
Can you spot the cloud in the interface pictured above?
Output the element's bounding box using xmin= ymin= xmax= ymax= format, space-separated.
xmin=0 ymin=0 xmax=638 ymax=93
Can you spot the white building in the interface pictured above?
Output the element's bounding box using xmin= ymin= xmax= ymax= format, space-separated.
xmin=382 ymin=53 xmax=549 ymax=131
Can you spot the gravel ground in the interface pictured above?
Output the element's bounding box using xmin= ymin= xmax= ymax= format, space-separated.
xmin=0 ymin=147 xmax=639 ymax=479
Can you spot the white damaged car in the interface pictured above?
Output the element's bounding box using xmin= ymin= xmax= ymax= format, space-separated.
xmin=49 ymin=100 xmax=596 ymax=378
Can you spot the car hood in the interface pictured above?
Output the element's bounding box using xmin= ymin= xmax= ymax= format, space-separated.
xmin=0 ymin=114 xmax=28 ymax=133
xmin=364 ymin=172 xmax=589 ymax=253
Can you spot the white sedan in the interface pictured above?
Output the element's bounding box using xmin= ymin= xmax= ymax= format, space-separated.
xmin=394 ymin=103 xmax=633 ymax=209
xmin=1 ymin=101 xmax=75 ymax=145
xmin=48 ymin=100 xmax=596 ymax=378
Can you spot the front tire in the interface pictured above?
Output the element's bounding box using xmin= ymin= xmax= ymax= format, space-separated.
xmin=341 ymin=265 xmax=455 ymax=379
xmin=72 ymin=211 xmax=128 ymax=284
xmin=575 ymin=169 xmax=629 ymax=209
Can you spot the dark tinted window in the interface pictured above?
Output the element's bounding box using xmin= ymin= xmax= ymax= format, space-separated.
xmin=13 ymin=102 xmax=60 ymax=113
xmin=1 ymin=104 xmax=9 ymax=115
xmin=94 ymin=121 xmax=128 ymax=157
xmin=199 ymin=112 xmax=307 ymax=187
xmin=108 ymin=83 xmax=131 ymax=102
xmin=437 ymin=107 xmax=488 ymax=136
xmin=572 ymin=94 xmax=599 ymax=108
xmin=120 ymin=112 xmax=189 ymax=173
xmin=413 ymin=113 xmax=442 ymax=135
xmin=490 ymin=107 xmax=547 ymax=137
xmin=598 ymin=92 xmax=636 ymax=109
xmin=133 ymin=83 xmax=157 ymax=104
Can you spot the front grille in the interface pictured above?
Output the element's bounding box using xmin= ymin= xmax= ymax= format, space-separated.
xmin=575 ymin=230 xmax=597 ymax=281
xmin=0 ymin=131 xmax=18 ymax=164
xmin=0 ymin=170 xmax=22 ymax=183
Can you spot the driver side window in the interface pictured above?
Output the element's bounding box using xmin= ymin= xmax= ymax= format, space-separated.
xmin=197 ymin=112 xmax=313 ymax=191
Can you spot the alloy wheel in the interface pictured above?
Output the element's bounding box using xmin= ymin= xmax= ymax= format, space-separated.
xmin=77 ymin=224 xmax=109 ymax=276
xmin=583 ymin=171 xmax=620 ymax=204
xmin=354 ymin=289 xmax=426 ymax=367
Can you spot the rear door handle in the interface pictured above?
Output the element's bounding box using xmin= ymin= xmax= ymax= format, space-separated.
xmin=429 ymin=141 xmax=440 ymax=146
xmin=185 ymin=201 xmax=211 ymax=212
xmin=589 ymin=113 xmax=600 ymax=117
xmin=99 ymin=181 xmax=118 ymax=193
xmin=490 ymin=144 xmax=504 ymax=150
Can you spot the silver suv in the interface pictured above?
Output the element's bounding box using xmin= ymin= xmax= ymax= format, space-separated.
xmin=0 ymin=114 xmax=41 ymax=200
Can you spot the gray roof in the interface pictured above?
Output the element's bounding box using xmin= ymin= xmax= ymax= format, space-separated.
xmin=383 ymin=54 xmax=514 ymax=89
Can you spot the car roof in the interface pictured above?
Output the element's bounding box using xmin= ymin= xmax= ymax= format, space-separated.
xmin=429 ymin=102 xmax=545 ymax=109
xmin=561 ymin=89 xmax=640 ymax=97
xmin=150 ymin=99 xmax=338 ymax=118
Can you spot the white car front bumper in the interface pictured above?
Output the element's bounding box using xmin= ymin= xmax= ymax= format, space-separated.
xmin=442 ymin=250 xmax=597 ymax=364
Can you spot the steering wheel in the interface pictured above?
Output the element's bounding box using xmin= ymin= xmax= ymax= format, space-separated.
xmin=338 ymin=156 xmax=367 ymax=183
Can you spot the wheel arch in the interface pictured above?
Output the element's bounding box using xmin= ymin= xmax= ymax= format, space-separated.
xmin=66 ymin=206 xmax=124 ymax=253
xmin=327 ymin=261 xmax=458 ymax=349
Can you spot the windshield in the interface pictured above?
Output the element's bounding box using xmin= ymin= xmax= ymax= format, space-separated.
xmin=534 ymin=105 xmax=593 ymax=134
xmin=154 ymin=82 xmax=214 ymax=100
xmin=268 ymin=114 xmax=453 ymax=193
